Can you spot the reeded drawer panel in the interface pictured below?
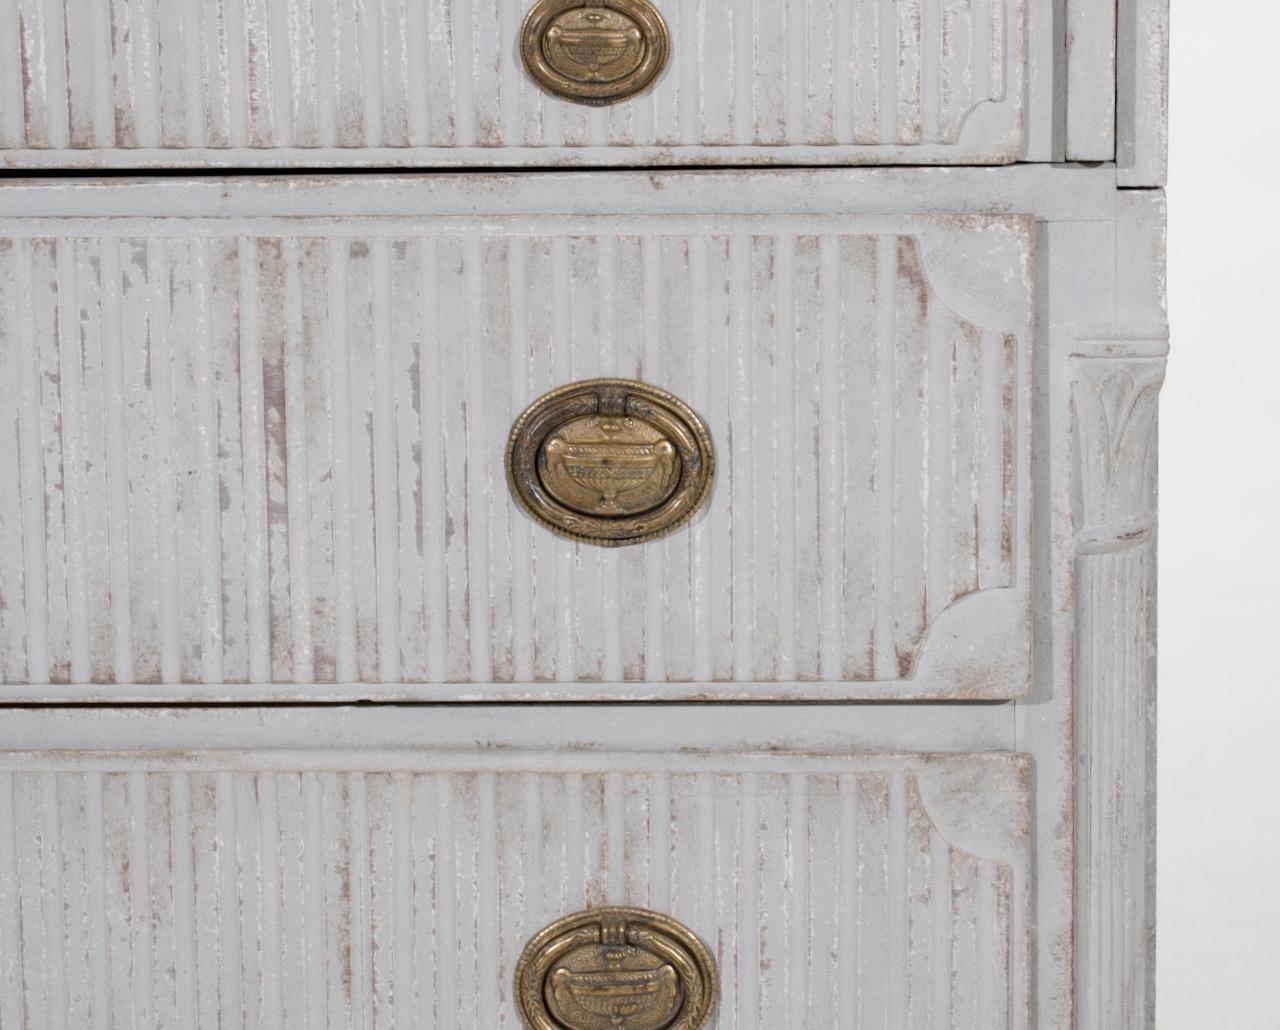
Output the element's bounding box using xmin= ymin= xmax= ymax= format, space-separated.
xmin=0 ymin=174 xmax=1033 ymax=701
xmin=0 ymin=0 xmax=1027 ymax=167
xmin=0 ymin=721 xmax=1031 ymax=1029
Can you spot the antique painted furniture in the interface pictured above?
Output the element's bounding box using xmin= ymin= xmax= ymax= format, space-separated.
xmin=0 ymin=0 xmax=1167 ymax=1026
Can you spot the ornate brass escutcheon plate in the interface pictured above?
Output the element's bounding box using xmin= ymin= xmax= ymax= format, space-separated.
xmin=520 ymin=0 xmax=670 ymax=106
xmin=514 ymin=907 xmax=718 ymax=1030
xmin=506 ymin=379 xmax=715 ymax=546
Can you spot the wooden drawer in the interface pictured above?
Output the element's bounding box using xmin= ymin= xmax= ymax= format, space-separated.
xmin=0 ymin=0 xmax=1054 ymax=168
xmin=0 ymin=170 xmax=1049 ymax=702
xmin=0 ymin=707 xmax=1031 ymax=1030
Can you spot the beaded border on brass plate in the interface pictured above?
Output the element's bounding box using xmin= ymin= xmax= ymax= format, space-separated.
xmin=514 ymin=906 xmax=719 ymax=1030
xmin=520 ymin=0 xmax=671 ymax=106
xmin=506 ymin=378 xmax=715 ymax=547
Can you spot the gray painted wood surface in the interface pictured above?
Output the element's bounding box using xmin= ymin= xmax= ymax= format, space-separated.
xmin=0 ymin=0 xmax=1029 ymax=167
xmin=1117 ymin=0 xmax=1170 ymax=186
xmin=0 ymin=199 xmax=1032 ymax=699
xmin=0 ymin=708 xmax=1027 ymax=1029
xmin=0 ymin=167 xmax=1122 ymax=706
xmin=0 ymin=166 xmax=1167 ymax=1030
xmin=0 ymin=0 xmax=1169 ymax=1015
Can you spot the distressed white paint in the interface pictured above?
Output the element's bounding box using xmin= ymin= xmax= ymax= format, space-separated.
xmin=0 ymin=723 xmax=1031 ymax=1030
xmin=1066 ymin=0 xmax=1117 ymax=159
xmin=0 ymin=156 xmax=1168 ymax=1030
xmin=1117 ymin=0 xmax=1170 ymax=185
xmin=0 ymin=0 xmax=1026 ymax=167
xmin=0 ymin=186 xmax=1034 ymax=701
xmin=1073 ymin=341 xmax=1166 ymax=1030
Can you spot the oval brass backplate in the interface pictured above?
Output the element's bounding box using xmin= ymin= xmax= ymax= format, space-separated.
xmin=520 ymin=0 xmax=670 ymax=106
xmin=514 ymin=906 xmax=718 ymax=1030
xmin=506 ymin=379 xmax=715 ymax=547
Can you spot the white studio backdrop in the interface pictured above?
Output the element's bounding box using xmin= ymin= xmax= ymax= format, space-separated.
xmin=1157 ymin=0 xmax=1280 ymax=1026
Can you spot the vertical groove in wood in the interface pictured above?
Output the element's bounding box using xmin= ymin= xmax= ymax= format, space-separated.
xmin=84 ymin=772 xmax=108 ymax=1030
xmin=927 ymin=293 xmax=953 ymax=622
xmin=688 ymin=235 xmax=713 ymax=682
xmin=418 ymin=238 xmax=447 ymax=684
xmin=126 ymin=772 xmax=153 ymax=1028
xmin=507 ymin=238 xmax=535 ymax=683
xmin=38 ymin=773 xmax=67 ymax=1030
xmin=171 ymin=772 xmax=196 ymax=1030
xmin=451 ymin=0 xmax=474 ymax=147
xmin=192 ymin=239 xmax=225 ymax=683
xmin=14 ymin=240 xmax=47 ymax=682
xmin=95 ymin=240 xmax=130 ymax=682
xmin=214 ymin=773 xmax=242 ymax=1028
xmin=873 ymin=237 xmax=898 ymax=680
xmin=550 ymin=237 xmax=575 ymax=683
xmin=0 ymin=0 xmax=22 ymax=147
xmin=278 ymin=237 xmax=311 ymax=684
xmin=41 ymin=0 xmax=71 ymax=147
xmin=775 ymin=235 xmax=797 ymax=680
xmin=350 ymin=773 xmax=373 ymax=1029
xmin=145 ymin=240 xmax=180 ymax=683
xmin=788 ymin=773 xmax=810 ymax=1028
xmin=327 ymin=239 xmax=357 ymax=683
xmin=476 ymin=773 xmax=499 ymax=1027
xmin=729 ymin=234 xmax=753 ymax=680
xmin=236 ymin=239 xmax=270 ymax=684
xmin=435 ymin=776 xmax=457 ymax=1030
xmin=641 ymin=236 xmax=665 ymax=680
xmin=838 ymin=773 xmax=859 ymax=1026
xmin=391 ymin=774 xmax=414 ymax=1027
xmin=256 ymin=773 xmax=282 ymax=1028
xmin=463 ymin=237 xmax=491 ymax=682
xmin=300 ymin=773 xmax=324 ymax=1030
xmin=817 ymin=234 xmax=843 ymax=681
xmin=979 ymin=328 xmax=1006 ymax=588
xmin=52 ymin=240 xmax=88 ymax=684
xmin=371 ymin=238 xmax=400 ymax=683
xmin=0 ymin=774 xmax=21 ymax=1027
xmin=888 ymin=770 xmax=909 ymax=1027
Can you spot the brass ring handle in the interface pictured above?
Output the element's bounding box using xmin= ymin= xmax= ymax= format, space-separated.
xmin=515 ymin=907 xmax=719 ymax=1030
xmin=506 ymin=379 xmax=715 ymax=547
xmin=520 ymin=0 xmax=671 ymax=106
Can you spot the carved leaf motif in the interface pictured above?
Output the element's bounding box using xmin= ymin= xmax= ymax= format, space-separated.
xmin=1074 ymin=359 xmax=1166 ymax=539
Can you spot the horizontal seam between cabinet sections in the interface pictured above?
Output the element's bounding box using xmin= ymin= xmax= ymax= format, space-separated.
xmin=0 ymin=698 xmax=1018 ymax=710
xmin=0 ymin=159 xmax=1118 ymax=181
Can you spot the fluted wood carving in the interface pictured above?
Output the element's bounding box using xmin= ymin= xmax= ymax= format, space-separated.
xmin=1073 ymin=343 xmax=1166 ymax=1030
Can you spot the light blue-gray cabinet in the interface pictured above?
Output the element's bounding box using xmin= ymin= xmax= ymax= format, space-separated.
xmin=0 ymin=2 xmax=1167 ymax=1026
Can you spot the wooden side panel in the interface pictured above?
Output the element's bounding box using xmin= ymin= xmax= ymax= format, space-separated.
xmin=1065 ymin=0 xmax=1117 ymax=160
xmin=1117 ymin=0 xmax=1169 ymax=185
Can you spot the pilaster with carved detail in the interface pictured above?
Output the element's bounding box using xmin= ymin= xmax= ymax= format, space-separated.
xmin=1073 ymin=341 xmax=1167 ymax=1030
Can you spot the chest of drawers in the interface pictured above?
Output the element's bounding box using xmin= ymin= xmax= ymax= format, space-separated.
xmin=0 ymin=1 xmax=1167 ymax=1027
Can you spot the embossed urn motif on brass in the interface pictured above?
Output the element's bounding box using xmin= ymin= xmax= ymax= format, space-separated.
xmin=507 ymin=379 xmax=715 ymax=546
xmin=520 ymin=0 xmax=671 ymax=106
xmin=515 ymin=907 xmax=718 ymax=1030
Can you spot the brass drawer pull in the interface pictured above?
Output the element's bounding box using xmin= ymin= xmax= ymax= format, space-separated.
xmin=506 ymin=379 xmax=715 ymax=546
xmin=515 ymin=907 xmax=718 ymax=1030
xmin=521 ymin=0 xmax=670 ymax=106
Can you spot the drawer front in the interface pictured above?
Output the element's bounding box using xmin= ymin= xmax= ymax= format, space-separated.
xmin=0 ymin=0 xmax=1026 ymax=167
xmin=0 ymin=735 xmax=1030 ymax=1029
xmin=0 ymin=175 xmax=1032 ymax=701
